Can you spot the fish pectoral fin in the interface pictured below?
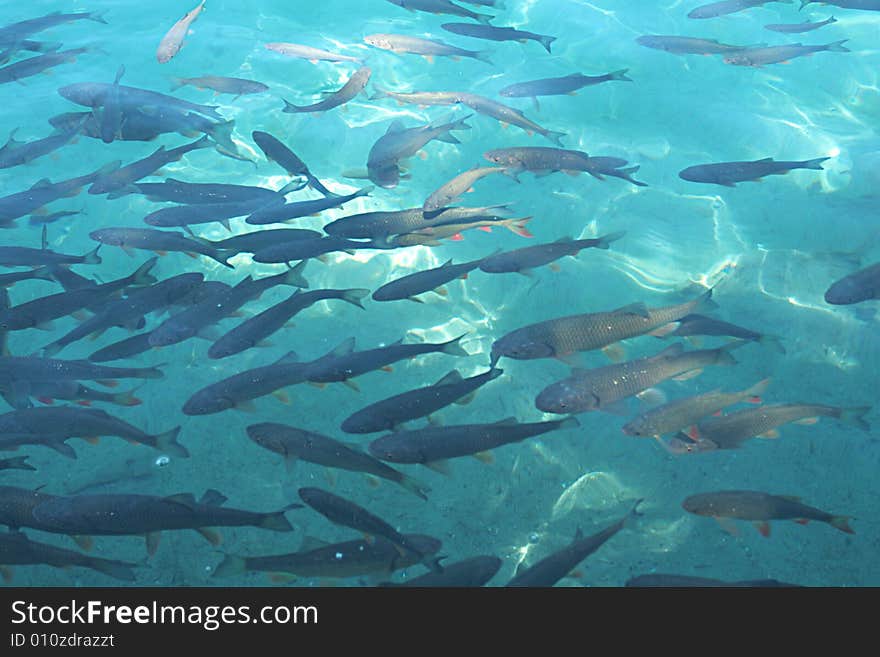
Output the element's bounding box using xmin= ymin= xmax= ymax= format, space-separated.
xmin=794 ymin=417 xmax=819 ymax=425
xmin=713 ymin=516 xmax=739 ymax=537
xmin=473 ymin=450 xmax=495 ymax=464
xmin=71 ymin=535 xmax=94 ymax=552
xmin=195 ymin=527 xmax=222 ymax=545
xmin=753 ymin=521 xmax=771 ymax=538
xmin=757 ymin=429 xmax=780 ymax=439
xmin=600 ymin=344 xmax=626 ymax=363
xmin=145 ymin=532 xmax=162 ymax=557
xmin=423 ymin=459 xmax=451 ymax=476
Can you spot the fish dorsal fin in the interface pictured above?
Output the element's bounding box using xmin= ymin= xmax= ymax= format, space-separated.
xmin=299 ymin=535 xmax=331 ymax=552
xmin=385 ymin=120 xmax=406 ymax=135
xmin=493 ymin=417 xmax=518 ymax=426
xmin=654 ymin=343 xmax=685 ymax=359
xmin=755 ymin=157 xmax=774 ymax=163
xmin=613 ymin=302 xmax=649 ymax=318
xmin=435 ymin=370 xmax=463 ymax=386
xmin=554 ymin=236 xmax=574 ymax=243
xmin=164 ymin=493 xmax=197 ymax=509
xmin=329 ymin=337 xmax=356 ymax=357
xmin=40 ymin=225 xmax=48 ymax=250
xmin=440 ymin=258 xmax=455 ymax=268
xmin=274 ymin=350 xmax=300 ymax=365
xmin=778 ymin=495 xmax=802 ymax=503
xmin=31 ymin=178 xmax=53 ymax=190
xmin=200 ymin=489 xmax=227 ymax=507
xmin=574 ymin=528 xmax=584 ymax=541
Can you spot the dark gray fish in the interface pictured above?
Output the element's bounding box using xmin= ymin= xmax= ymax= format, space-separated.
xmin=246 ymin=423 xmax=430 ymax=500
xmin=0 ymin=243 xmax=100 ymax=268
xmin=824 ymin=262 xmax=880 ymax=305
xmin=0 ymin=11 xmax=107 ymax=43
xmin=213 ymin=534 xmax=441 ymax=580
xmin=88 ymin=332 xmax=154 ymax=363
xmin=89 ymin=227 xmax=232 ymax=268
xmin=364 ymin=34 xmax=491 ymax=64
xmin=765 ymin=16 xmax=837 ymax=33
xmin=800 ymin=0 xmax=879 ymax=9
xmin=0 ymin=267 xmax=54 ymax=288
xmin=88 ymin=136 xmax=212 ymax=196
xmin=210 ymin=228 xmax=323 ymax=254
xmin=341 ymin=368 xmax=503 ymax=433
xmin=251 ymin=131 xmax=334 ymax=197
xmin=499 ymin=71 xmax=631 ymax=102
xmin=251 ymin=236 xmax=377 ymax=265
xmin=0 ymin=530 xmax=137 ymax=582
xmin=135 ymin=177 xmax=291 ymax=205
xmin=682 ymin=490 xmax=854 ymax=535
xmin=625 ymin=574 xmax=800 ymax=587
xmin=372 ymin=256 xmax=485 ymax=302
xmin=0 ymin=356 xmax=163 ymax=390
xmin=440 ymin=22 xmax=555 ymax=52
xmin=0 ymin=258 xmax=156 ymax=332
xmin=298 ymin=486 xmax=442 ymax=572
xmin=688 ymin=0 xmax=781 ymax=19
xmin=5 ymin=380 xmax=142 ymax=408
xmin=369 ymin=416 xmax=579 ymax=467
xmin=27 ymin=210 xmax=80 ymax=226
xmin=679 ymin=156 xmax=830 ymax=186
xmin=42 ymin=272 xmax=204 ymax=357
xmin=171 ymin=75 xmax=269 ymax=96
xmin=25 ymin=489 xmax=298 ymax=555
xmin=0 ymin=406 xmax=186 ymax=458
xmin=722 ymin=40 xmax=849 ymax=66
xmin=380 ymin=555 xmax=502 ymax=587
xmin=507 ymin=501 xmax=641 ymax=587
xmin=306 ymin=334 xmax=470 ymax=386
xmin=478 ymin=232 xmax=625 ymax=275
xmin=0 ymin=165 xmax=112 ymax=227
xmin=207 ymin=288 xmax=369 ymax=359
xmin=667 ymin=314 xmax=785 ymax=352
xmin=0 ymin=47 xmax=89 ymax=85
xmin=0 ymin=40 xmax=62 ymax=63
xmin=245 ymin=187 xmax=372 ymax=226
xmin=636 ymin=35 xmax=755 ymax=55
xmin=143 ymin=196 xmax=288 ymax=231
xmin=484 ymin=146 xmax=646 ymax=185
xmin=148 ymin=266 xmax=308 ymax=347
xmin=367 ymin=114 xmax=472 ymax=189
xmin=58 ymin=81 xmax=224 ymax=121
xmin=385 ymin=0 xmax=494 ymax=24
xmin=0 ymin=457 xmax=34 ymax=472
xmin=282 ymin=67 xmax=372 ymax=114
xmin=0 ymin=122 xmax=84 ymax=170
xmin=578 ymin=156 xmax=648 ymax=187
xmin=535 ymin=343 xmax=738 ymax=414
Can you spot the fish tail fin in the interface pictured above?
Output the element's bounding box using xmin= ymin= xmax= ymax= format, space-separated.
xmin=829 ymin=515 xmax=854 ymax=534
xmin=259 ymin=511 xmax=294 ymax=532
xmin=354 ymin=185 xmax=374 ymax=198
xmin=758 ymin=334 xmax=786 ymax=353
xmin=90 ymin=558 xmax=137 ymax=582
xmin=546 ymin=130 xmax=566 ymax=147
xmin=169 ymin=77 xmax=187 ymax=91
xmin=130 ymin=257 xmax=159 ymax=286
xmin=802 ymin=156 xmax=831 ymax=170
xmin=539 ymin=35 xmax=556 ymax=54
xmin=281 ymin=98 xmax=304 ymax=114
xmin=341 ymin=288 xmax=370 ymax=309
xmin=825 ymin=39 xmax=849 ymax=53
xmin=839 ymin=406 xmax=871 ymax=431
xmin=155 ymin=426 xmax=189 ymax=457
xmin=441 ymin=333 xmax=470 ymax=357
xmin=211 ymin=249 xmax=235 ymax=269
xmin=743 ymin=377 xmax=772 ymax=401
xmin=696 ymin=286 xmax=719 ymax=312
xmin=829 ymin=16 xmax=837 ymax=24
xmin=284 ymin=260 xmax=309 ymax=288
xmin=206 ymin=119 xmax=237 ymax=152
xmin=82 ymin=245 xmax=102 ymax=265
xmin=475 ymin=51 xmax=494 ymax=65
xmin=369 ymin=87 xmax=389 ymax=101
xmin=89 ymin=9 xmax=109 ymax=24
xmin=112 ymin=388 xmax=143 ymax=407
xmin=3 ymin=456 xmax=35 ymax=471
xmin=476 ymin=13 xmax=494 ymax=25
xmin=619 ymin=165 xmax=649 ymax=187
xmin=609 ymin=68 xmax=632 ymax=82
xmin=398 ymin=473 xmax=431 ymax=501
xmin=597 ymin=230 xmax=626 ymax=249
xmin=504 ymin=216 xmax=533 ymax=238
xmin=212 ymin=554 xmax=247 ymax=578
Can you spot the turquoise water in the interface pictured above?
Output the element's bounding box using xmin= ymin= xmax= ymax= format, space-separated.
xmin=0 ymin=0 xmax=877 ymax=586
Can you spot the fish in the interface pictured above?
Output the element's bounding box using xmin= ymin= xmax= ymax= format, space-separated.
xmin=0 ymin=47 xmax=90 ymax=85
xmin=212 ymin=534 xmax=441 ymax=580
xmin=264 ymin=42 xmax=362 ymax=63
xmin=250 ymin=236 xmax=377 ymax=265
xmin=246 ymin=423 xmax=430 ymax=500
xmin=389 ymin=215 xmax=532 ymax=246
xmin=209 ymin=228 xmax=323 ymax=254
xmin=506 ymin=500 xmax=641 ymax=586
xmin=88 ymin=227 xmax=233 ymax=268
xmin=483 ymin=146 xmax=645 ymax=185
xmin=385 ymin=0 xmax=494 ymax=24
xmin=4 ymin=381 xmax=142 ymax=409
xmin=252 ymin=131 xmax=334 ymax=196
xmin=207 ymin=288 xmax=369 ymax=359
xmin=0 ymin=11 xmax=107 ymax=44
xmin=723 ymin=40 xmax=849 ymax=66
xmin=453 ymin=92 xmax=566 ymax=145
xmin=340 ymin=368 xmax=503 ymax=433
xmin=372 ymin=256 xmax=486 ymax=302
xmin=245 ymin=187 xmax=372 ymax=226
xmin=0 ymin=267 xmax=54 ymax=288
xmin=0 ymin=457 xmax=34 ymax=472
xmin=423 ymin=166 xmax=506 ymax=215
xmin=0 ymin=357 xmax=164 ymax=398
xmin=41 ymin=273 xmax=205 ymax=357
xmin=170 ymin=75 xmax=269 ymax=96
xmin=87 ymin=332 xmax=155 ymax=363
xmin=679 ymin=402 xmax=871 ymax=450
xmin=14 ymin=488 xmax=299 ymax=555
xmin=100 ymin=65 xmax=126 ymax=144
xmin=824 ymin=263 xmax=880 ymax=305
xmin=0 ymin=258 xmax=157 ymax=332
xmin=535 ymin=343 xmax=738 ymax=415
xmin=688 ymin=0 xmax=783 ymax=19
xmin=306 ymin=334 xmax=470 ymax=386
xmin=156 ymin=0 xmax=206 ymax=64
xmin=58 ymin=81 xmax=224 ymax=121
xmin=621 ymin=378 xmax=771 ymax=439
xmin=625 ymin=574 xmax=800 ymax=587
xmin=134 ymin=178 xmax=292 ymax=205
xmin=490 ymin=288 xmax=716 ymax=365
xmin=297 ymin=487 xmax=443 ymax=572
xmin=679 ymin=156 xmax=830 ymax=186
xmin=368 ymin=416 xmax=580 ymax=468
xmin=0 ymin=406 xmax=187 ymax=458
xmin=367 ymin=114 xmax=472 ymax=189
xmin=0 ymin=166 xmax=113 ymax=227
xmin=364 ymin=34 xmax=492 ymax=64
xmin=664 ymin=314 xmax=786 ymax=352
xmin=0 ymin=530 xmax=137 ymax=582
xmin=635 ymin=35 xmax=756 ymax=55
xmin=147 ymin=266 xmax=308 ymax=348
xmin=499 ymin=71 xmax=632 ymax=104
xmin=800 ymin=0 xmax=880 ymax=8
xmin=369 ymin=88 xmax=461 ymax=107
xmin=142 ymin=196 xmax=289 ymax=231
xmin=88 ymin=136 xmax=213 ymax=197
xmin=440 ymin=22 xmax=555 ymax=53
xmin=282 ymin=67 xmax=372 ymax=114
xmin=478 ymin=232 xmax=625 ymax=275
xmin=577 ymin=156 xmax=648 ymax=187
xmin=682 ymin=490 xmax=854 ymax=536
xmin=380 ymin=555 xmax=502 ymax=587
xmin=324 ymin=204 xmax=511 ymax=241
xmin=0 ymin=122 xmax=84 ymax=170
xmin=765 ymin=16 xmax=837 ymax=33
